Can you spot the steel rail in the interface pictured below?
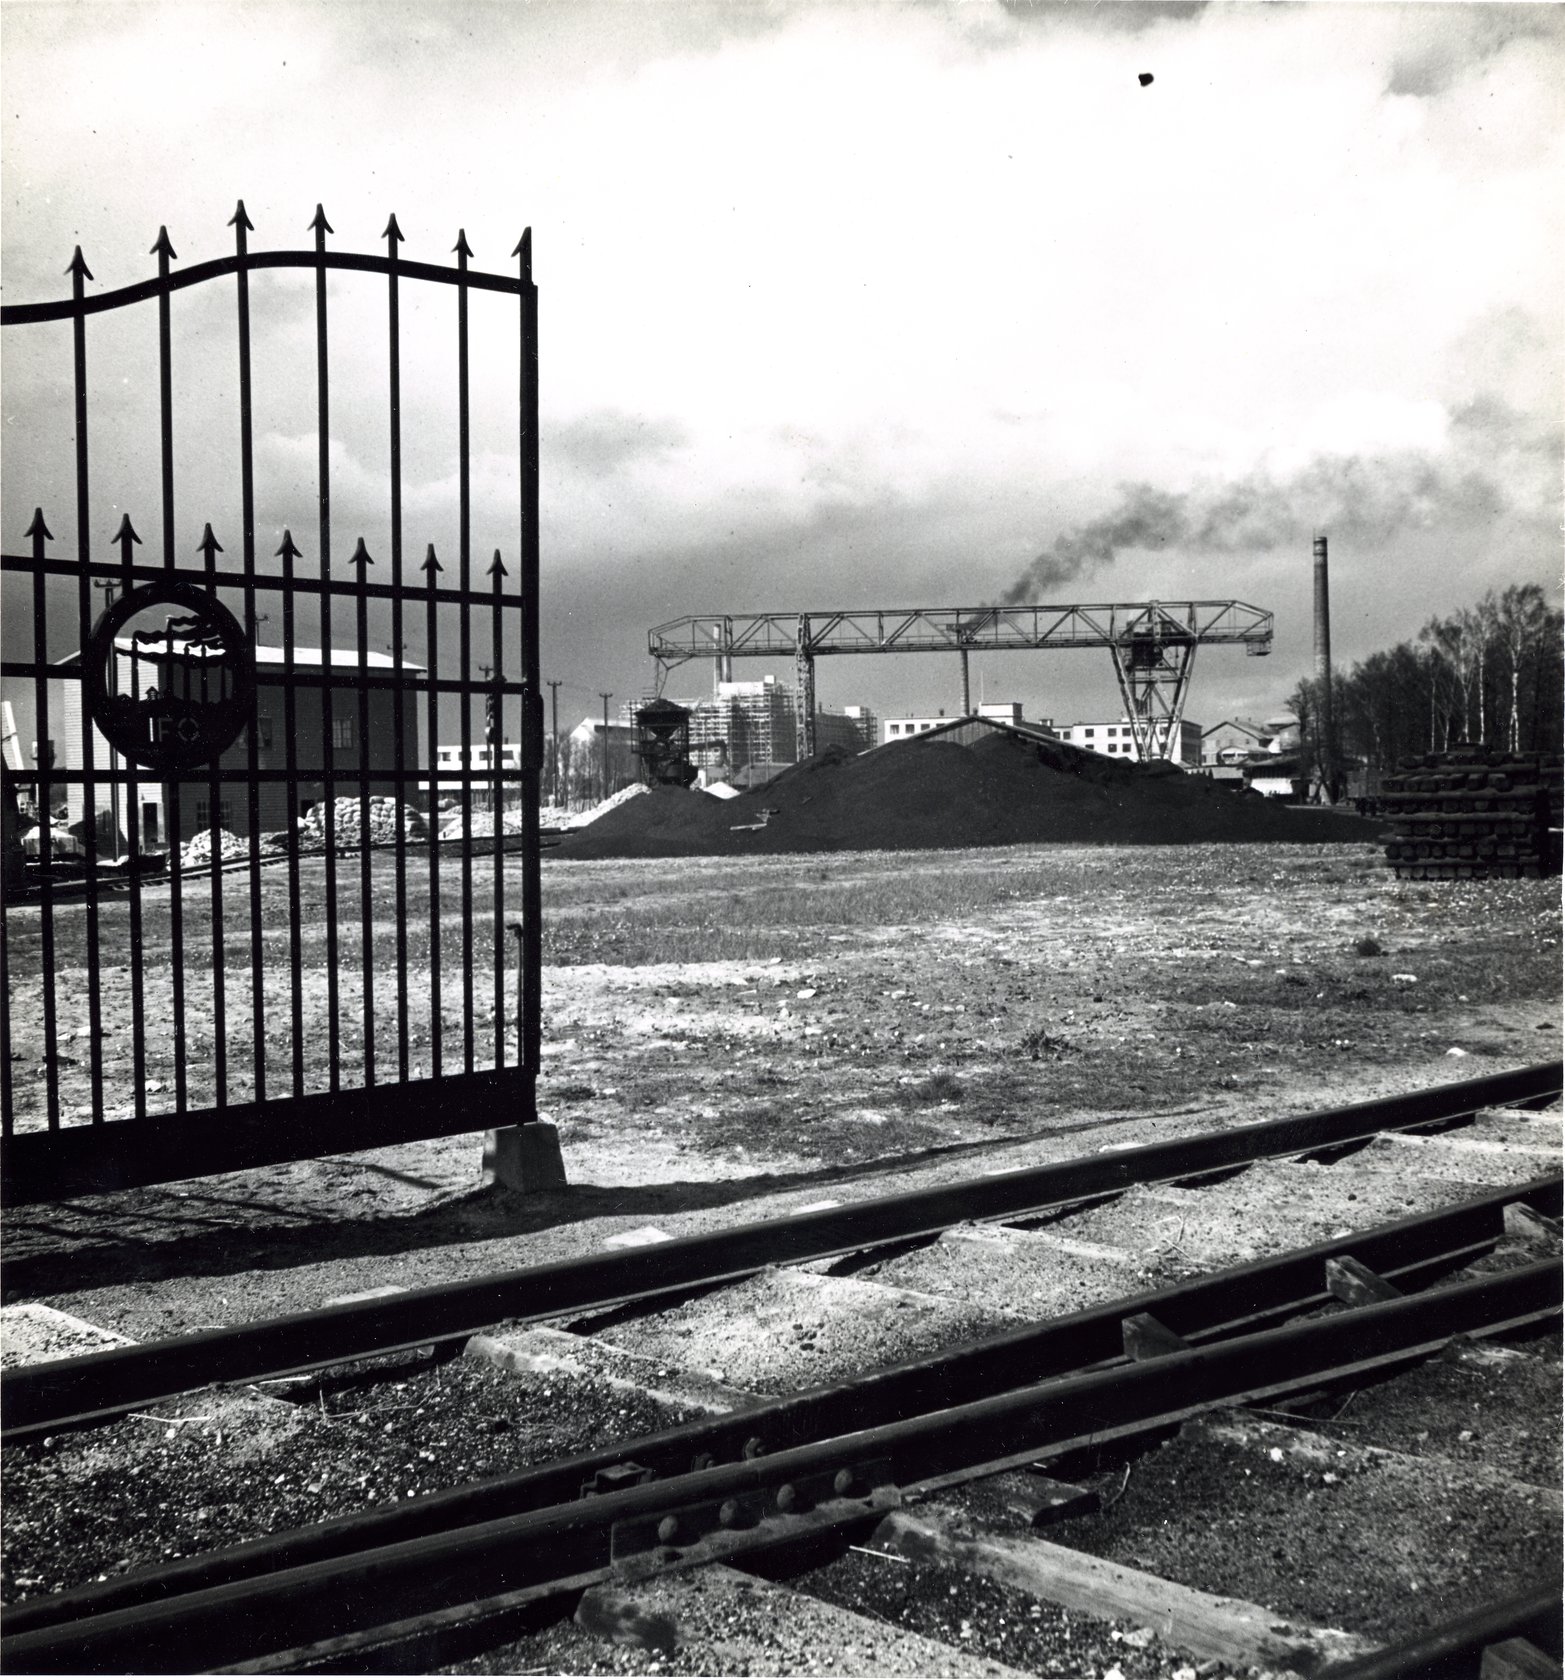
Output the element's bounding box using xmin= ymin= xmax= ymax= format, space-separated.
xmin=2 ymin=1261 xmax=1556 ymax=1675
xmin=3 ymin=1060 xmax=1557 ymax=1437
xmin=1315 ymin=1587 xmax=1562 ymax=1680
xmin=8 ymin=1173 xmax=1557 ymax=1638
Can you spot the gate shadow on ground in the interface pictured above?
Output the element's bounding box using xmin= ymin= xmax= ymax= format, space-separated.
xmin=0 ymin=1106 xmax=1188 ymax=1300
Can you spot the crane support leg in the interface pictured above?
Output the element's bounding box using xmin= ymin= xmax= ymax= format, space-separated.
xmin=796 ymin=617 xmax=816 ymax=760
xmin=1108 ymin=637 xmax=1198 ymax=761
xmin=960 ymin=649 xmax=971 ymax=716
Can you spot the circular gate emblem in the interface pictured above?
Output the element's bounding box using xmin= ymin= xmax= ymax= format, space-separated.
xmin=83 ymin=578 xmax=256 ymax=773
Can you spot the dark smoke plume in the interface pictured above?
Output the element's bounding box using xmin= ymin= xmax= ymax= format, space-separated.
xmin=1000 ymin=428 xmax=1541 ymax=607
xmin=1002 ymin=484 xmax=1189 ymax=603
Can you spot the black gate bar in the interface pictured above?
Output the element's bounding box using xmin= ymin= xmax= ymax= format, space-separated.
xmin=71 ymin=247 xmax=107 ymax=1126
xmin=0 ymin=205 xmax=544 ymax=1201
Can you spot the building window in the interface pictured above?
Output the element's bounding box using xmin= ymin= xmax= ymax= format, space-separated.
xmin=1083 ymin=727 xmax=1095 ymax=737
xmin=332 ymin=716 xmax=355 ymax=750
xmin=257 ymin=715 xmax=274 ymax=750
xmin=194 ymin=798 xmax=232 ymax=830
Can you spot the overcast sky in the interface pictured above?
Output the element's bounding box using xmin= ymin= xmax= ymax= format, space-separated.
xmin=3 ymin=0 xmax=1561 ymax=736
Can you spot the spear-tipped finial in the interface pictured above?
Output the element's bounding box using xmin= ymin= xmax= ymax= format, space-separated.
xmin=275 ymin=529 xmax=302 ymax=563
xmin=350 ymin=536 xmax=374 ymax=568
xmin=25 ymin=508 xmax=54 ymax=544
xmin=487 ymin=548 xmax=508 ymax=579
xmin=453 ymin=228 xmax=473 ymax=261
xmin=67 ymin=246 xmax=93 ymax=282
xmin=308 ymin=203 xmax=334 ymax=237
xmin=112 ymin=513 xmax=143 ymax=556
xmin=421 ymin=543 xmax=443 ymax=574
xmin=383 ymin=213 xmax=404 ymax=245
xmin=511 ymin=227 xmax=532 ymax=278
xmin=150 ymin=226 xmax=177 ymax=261
xmin=229 ymin=200 xmax=255 ymax=232
xmin=196 ymin=523 xmax=224 ymax=562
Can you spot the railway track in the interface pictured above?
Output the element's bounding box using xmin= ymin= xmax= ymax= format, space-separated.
xmin=2 ymin=1062 xmax=1561 ymax=1675
xmin=4 ymin=1059 xmax=1557 ymax=1438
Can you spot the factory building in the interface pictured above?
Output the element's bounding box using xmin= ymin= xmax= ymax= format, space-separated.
xmin=1200 ymin=717 xmax=1291 ymax=767
xmin=563 ymin=716 xmax=638 ymax=804
xmin=1056 ymin=717 xmax=1203 ymax=765
xmin=883 ymin=702 xmax=1053 ymax=744
xmin=428 ymin=741 xmax=524 ymax=803
xmin=52 ymin=641 xmax=422 ymax=851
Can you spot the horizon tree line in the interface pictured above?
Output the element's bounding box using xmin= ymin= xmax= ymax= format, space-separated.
xmin=1290 ymin=582 xmax=1562 ymax=791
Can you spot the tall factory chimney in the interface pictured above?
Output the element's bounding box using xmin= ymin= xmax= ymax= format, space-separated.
xmin=1313 ymin=533 xmax=1331 ymax=689
xmin=1312 ymin=533 xmax=1336 ymax=801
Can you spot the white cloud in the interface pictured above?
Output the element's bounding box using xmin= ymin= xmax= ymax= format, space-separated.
xmin=1 ymin=0 xmax=1560 ymax=724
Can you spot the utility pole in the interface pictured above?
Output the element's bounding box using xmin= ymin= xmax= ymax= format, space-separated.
xmin=479 ymin=664 xmax=499 ymax=812
xmin=598 ymin=691 xmax=613 ymax=802
xmin=547 ymin=680 xmax=562 ymax=805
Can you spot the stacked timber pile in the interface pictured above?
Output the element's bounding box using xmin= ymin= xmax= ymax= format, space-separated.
xmin=300 ymin=796 xmax=428 ymax=849
xmin=180 ymin=828 xmax=250 ymax=868
xmin=1380 ymin=747 xmax=1563 ymax=880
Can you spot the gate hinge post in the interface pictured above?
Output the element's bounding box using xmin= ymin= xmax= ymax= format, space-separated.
xmin=483 ymin=1118 xmax=566 ymax=1193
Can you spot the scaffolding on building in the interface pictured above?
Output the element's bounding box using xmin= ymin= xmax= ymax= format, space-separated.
xmin=624 ymin=680 xmax=875 ymax=776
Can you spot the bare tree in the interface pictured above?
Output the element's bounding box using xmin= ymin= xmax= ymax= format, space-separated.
xmin=1335 ymin=584 xmax=1562 ymax=774
xmin=1488 ymin=584 xmax=1555 ymax=752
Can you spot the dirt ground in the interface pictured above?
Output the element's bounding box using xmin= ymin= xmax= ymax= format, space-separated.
xmin=3 ymin=836 xmax=1561 ymax=1674
xmin=3 ymin=839 xmax=1558 ymax=1335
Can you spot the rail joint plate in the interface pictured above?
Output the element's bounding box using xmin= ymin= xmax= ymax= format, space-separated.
xmin=609 ymin=1457 xmax=899 ymax=1574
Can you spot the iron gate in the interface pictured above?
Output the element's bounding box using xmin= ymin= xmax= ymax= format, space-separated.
xmin=0 ymin=205 xmax=544 ymax=1202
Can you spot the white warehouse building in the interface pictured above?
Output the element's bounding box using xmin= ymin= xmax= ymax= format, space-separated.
xmin=883 ymin=702 xmax=1054 ymax=744
xmin=1056 ymin=717 xmax=1202 ymax=765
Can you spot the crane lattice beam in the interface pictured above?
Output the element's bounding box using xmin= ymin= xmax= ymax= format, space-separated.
xmin=649 ymin=600 xmax=1272 ymax=762
xmin=649 ymin=600 xmax=1272 ymax=665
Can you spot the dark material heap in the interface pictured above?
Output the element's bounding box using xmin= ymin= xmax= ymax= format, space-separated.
xmin=554 ymin=723 xmax=1382 ymax=860
xmin=1379 ymin=746 xmax=1564 ymax=881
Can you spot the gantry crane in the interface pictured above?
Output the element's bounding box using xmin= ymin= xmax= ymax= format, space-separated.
xmin=648 ymin=599 xmax=1273 ymax=761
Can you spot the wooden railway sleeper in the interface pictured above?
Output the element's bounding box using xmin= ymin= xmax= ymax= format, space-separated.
xmin=4 ymin=1261 xmax=1557 ymax=1675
